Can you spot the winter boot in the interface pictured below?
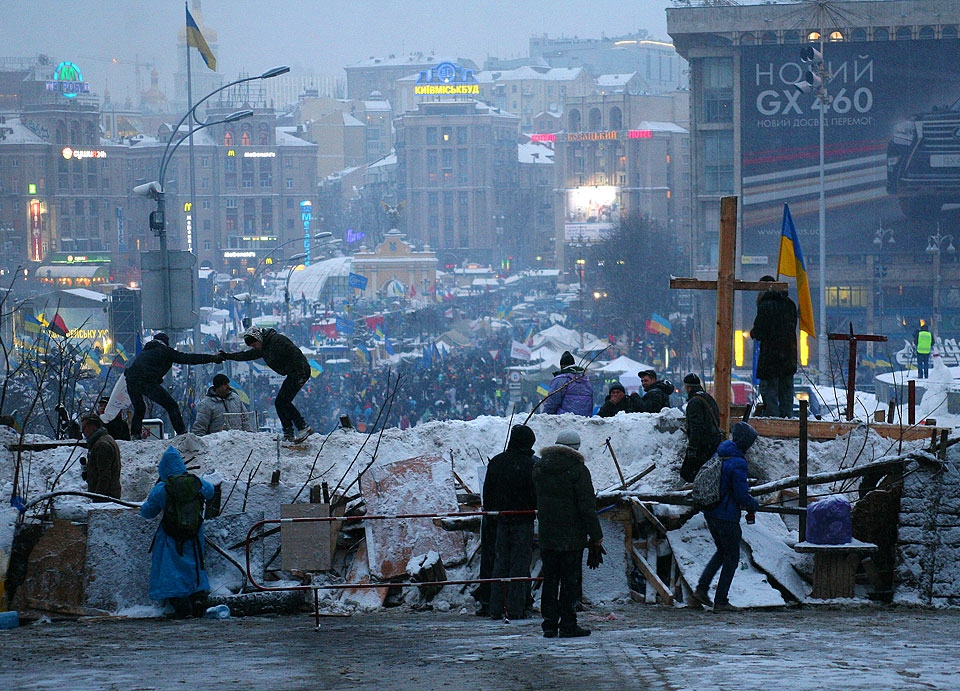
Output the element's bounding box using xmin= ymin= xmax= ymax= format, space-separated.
xmin=293 ymin=426 xmax=314 ymax=443
xmin=692 ymin=586 xmax=713 ymax=608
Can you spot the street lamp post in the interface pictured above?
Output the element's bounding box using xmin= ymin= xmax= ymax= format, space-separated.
xmin=134 ymin=66 xmax=290 ymax=335
xmin=872 ymin=222 xmax=895 ymax=335
xmin=926 ymin=226 xmax=955 ymax=341
xmin=795 ymin=28 xmax=830 ymax=381
xmin=494 ymin=214 xmax=505 ymax=276
xmin=248 ymin=232 xmax=332 ymax=292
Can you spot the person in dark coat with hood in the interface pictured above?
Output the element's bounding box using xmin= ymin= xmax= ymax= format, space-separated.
xmin=750 ymin=276 xmax=798 ymax=417
xmin=484 ymin=424 xmax=538 ymax=620
xmin=80 ymin=414 xmax=122 ymax=500
xmin=533 ymin=430 xmax=603 ymax=638
xmin=542 ymin=351 xmax=594 ymax=416
xmin=630 ymin=370 xmax=674 ymax=413
xmin=125 ymin=333 xmax=222 ymax=439
xmin=220 ymin=326 xmax=312 ymax=442
xmin=598 ymin=382 xmax=631 ymax=417
xmin=140 ymin=446 xmax=215 ymax=618
xmin=693 ymin=422 xmax=761 ymax=612
xmin=680 ymin=373 xmax=723 ymax=483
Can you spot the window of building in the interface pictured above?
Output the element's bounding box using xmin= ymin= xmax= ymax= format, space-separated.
xmin=204 ymin=239 xmax=211 ymax=250
xmin=609 ymin=107 xmax=623 ymax=131
xmin=874 ymin=28 xmax=889 ymax=40
xmin=224 ymin=131 xmax=234 ymax=146
xmin=426 ymin=127 xmax=438 ymax=145
xmin=895 ymin=26 xmax=912 ymax=40
xmin=286 ymin=178 xmax=294 ymax=189
xmin=700 ymin=58 xmax=733 ymax=123
xmin=203 ymin=199 xmax=212 ymax=210
xmin=568 ymin=109 xmax=582 ymax=132
xmin=225 ymin=157 xmax=236 ymax=172
xmin=441 ymin=127 xmax=452 ymax=143
xmin=240 ymin=131 xmax=251 ymax=146
xmin=702 ymin=130 xmax=734 ymax=194
xmin=260 ymin=172 xmax=272 ymax=187
xmin=827 ymin=285 xmax=867 ymax=308
xmin=457 ymin=127 xmax=468 ymax=144
xmin=201 ymin=156 xmax=210 ymax=168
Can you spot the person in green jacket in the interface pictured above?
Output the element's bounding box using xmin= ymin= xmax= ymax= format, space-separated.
xmin=916 ymin=325 xmax=932 ymax=379
xmin=533 ymin=430 xmax=603 ymax=639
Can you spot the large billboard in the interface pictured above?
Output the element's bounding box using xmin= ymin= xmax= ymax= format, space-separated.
xmin=740 ymin=39 xmax=960 ymax=262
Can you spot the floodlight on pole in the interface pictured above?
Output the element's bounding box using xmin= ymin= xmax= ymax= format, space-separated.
xmin=134 ymin=65 xmax=288 ymax=334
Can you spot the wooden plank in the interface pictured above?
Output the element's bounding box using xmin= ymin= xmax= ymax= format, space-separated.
xmin=748 ymin=416 xmax=948 ymax=442
xmin=631 ymin=498 xmax=667 ymax=536
xmin=631 ymin=545 xmax=673 ymax=605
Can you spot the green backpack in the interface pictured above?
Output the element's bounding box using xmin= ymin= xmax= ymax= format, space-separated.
xmin=161 ymin=473 xmax=205 ymax=554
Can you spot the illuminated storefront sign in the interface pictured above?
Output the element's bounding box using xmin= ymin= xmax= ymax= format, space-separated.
xmin=46 ymin=61 xmax=89 ymax=97
xmin=29 ymin=199 xmax=43 ymax=262
xmin=567 ymin=131 xmax=618 ymax=142
xmin=224 ymin=251 xmax=257 ymax=258
xmin=415 ymin=61 xmax=480 ymax=96
xmin=243 ymin=151 xmax=276 ymax=158
xmin=50 ymin=253 xmax=111 ymax=264
xmin=628 ymin=129 xmax=653 ymax=139
xmin=530 ymin=133 xmax=556 ymax=142
xmin=300 ymin=201 xmax=312 ymax=265
xmin=62 ymin=147 xmax=107 ymax=160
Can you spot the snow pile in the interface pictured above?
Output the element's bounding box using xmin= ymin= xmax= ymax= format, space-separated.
xmin=3 ymin=405 xmax=956 ymax=614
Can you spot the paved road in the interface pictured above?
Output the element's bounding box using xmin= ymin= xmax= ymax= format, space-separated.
xmin=5 ymin=603 xmax=958 ymax=690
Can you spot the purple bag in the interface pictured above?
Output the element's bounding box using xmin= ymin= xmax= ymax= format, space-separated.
xmin=806 ymin=496 xmax=852 ymax=545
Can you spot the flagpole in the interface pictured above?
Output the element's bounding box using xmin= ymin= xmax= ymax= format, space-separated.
xmin=185 ymin=2 xmax=201 ymax=353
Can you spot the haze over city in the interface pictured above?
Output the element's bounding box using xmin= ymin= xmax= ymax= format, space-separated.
xmin=5 ymin=0 xmax=672 ymax=101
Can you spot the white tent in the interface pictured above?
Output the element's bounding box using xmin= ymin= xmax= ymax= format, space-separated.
xmin=598 ymin=355 xmax=653 ymax=375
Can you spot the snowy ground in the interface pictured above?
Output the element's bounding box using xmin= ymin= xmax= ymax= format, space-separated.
xmin=6 ymin=603 xmax=960 ymax=690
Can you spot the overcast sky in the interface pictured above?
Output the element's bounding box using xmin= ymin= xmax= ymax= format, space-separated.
xmin=5 ymin=0 xmax=672 ymax=100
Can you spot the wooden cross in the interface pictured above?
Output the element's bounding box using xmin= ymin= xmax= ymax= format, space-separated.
xmin=669 ymin=196 xmax=787 ymax=432
xmin=827 ymin=322 xmax=887 ymax=420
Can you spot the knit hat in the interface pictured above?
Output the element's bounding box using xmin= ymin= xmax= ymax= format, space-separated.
xmin=609 ymin=382 xmax=625 ymax=394
xmin=507 ymin=424 xmax=536 ymax=451
xmin=153 ymin=332 xmax=170 ymax=346
xmin=212 ymin=373 xmax=230 ymax=388
xmin=555 ymin=430 xmax=581 ymax=449
xmin=683 ymin=373 xmax=701 ymax=387
xmin=560 ymin=351 xmax=575 ymax=369
xmin=731 ymin=421 xmax=758 ymax=453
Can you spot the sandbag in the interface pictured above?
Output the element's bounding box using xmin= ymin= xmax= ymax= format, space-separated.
xmin=806 ymin=496 xmax=852 ymax=545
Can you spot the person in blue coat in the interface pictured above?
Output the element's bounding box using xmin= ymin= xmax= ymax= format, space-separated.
xmin=542 ymin=351 xmax=594 ymax=416
xmin=140 ymin=446 xmax=215 ymax=618
xmin=693 ymin=422 xmax=760 ymax=612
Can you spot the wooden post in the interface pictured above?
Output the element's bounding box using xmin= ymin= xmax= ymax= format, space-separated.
xmin=908 ymin=380 xmax=916 ymax=426
xmin=826 ymin=323 xmax=887 ymax=420
xmin=670 ymin=196 xmax=785 ymax=433
xmin=713 ymin=196 xmax=737 ymax=433
xmin=799 ymin=399 xmax=808 ymax=542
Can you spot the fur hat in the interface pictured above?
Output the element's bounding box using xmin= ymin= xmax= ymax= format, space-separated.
xmin=153 ymin=332 xmax=170 ymax=346
xmin=555 ymin=430 xmax=581 ymax=449
xmin=683 ymin=373 xmax=701 ymax=387
xmin=507 ymin=424 xmax=536 ymax=451
xmin=560 ymin=351 xmax=575 ymax=369
xmin=731 ymin=421 xmax=758 ymax=453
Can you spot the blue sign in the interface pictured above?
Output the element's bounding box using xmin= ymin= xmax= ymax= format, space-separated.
xmin=336 ymin=316 xmax=355 ymax=335
xmin=348 ymin=272 xmax=368 ymax=290
xmin=300 ymin=201 xmax=312 ymax=266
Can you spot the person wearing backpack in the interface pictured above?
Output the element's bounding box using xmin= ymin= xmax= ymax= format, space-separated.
xmin=692 ymin=422 xmax=760 ymax=612
xmin=679 ymin=373 xmax=723 ymax=483
xmin=140 ymin=446 xmax=215 ymax=618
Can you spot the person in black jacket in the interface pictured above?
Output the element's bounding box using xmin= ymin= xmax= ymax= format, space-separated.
xmin=125 ymin=333 xmax=222 ymax=439
xmin=750 ymin=276 xmax=798 ymax=417
xmin=484 ymin=424 xmax=538 ymax=620
xmin=598 ymin=382 xmax=632 ymax=417
xmin=534 ymin=430 xmax=603 ymax=638
xmin=630 ymin=370 xmax=674 ymax=413
xmin=220 ymin=326 xmax=312 ymax=441
xmin=679 ymin=373 xmax=723 ymax=483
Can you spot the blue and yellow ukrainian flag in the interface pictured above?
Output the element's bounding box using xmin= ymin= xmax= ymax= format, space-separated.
xmin=777 ymin=203 xmax=816 ymax=337
xmin=186 ymin=6 xmax=217 ymax=71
